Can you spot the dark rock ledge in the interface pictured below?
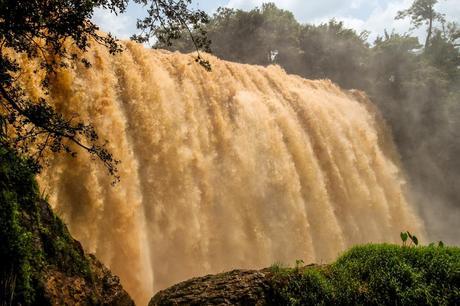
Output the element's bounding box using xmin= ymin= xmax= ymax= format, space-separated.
xmin=150 ymin=269 xmax=272 ymax=306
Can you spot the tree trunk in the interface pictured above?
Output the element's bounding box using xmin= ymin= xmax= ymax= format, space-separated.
xmin=425 ymin=6 xmax=433 ymax=49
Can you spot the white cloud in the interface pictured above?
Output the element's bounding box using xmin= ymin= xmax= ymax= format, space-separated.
xmin=349 ymin=0 xmax=416 ymax=42
xmin=351 ymin=0 xmax=367 ymax=10
xmin=354 ymin=0 xmax=458 ymax=43
xmin=437 ymin=0 xmax=460 ymax=23
xmin=92 ymin=8 xmax=136 ymax=39
xmin=224 ymin=0 xmax=459 ymax=44
xmin=226 ymin=0 xmax=349 ymax=21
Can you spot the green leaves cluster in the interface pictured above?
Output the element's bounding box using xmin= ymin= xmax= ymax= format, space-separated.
xmin=400 ymin=231 xmax=419 ymax=246
xmin=0 ymin=146 xmax=42 ymax=303
xmin=396 ymin=0 xmax=445 ymax=48
xmin=0 ymin=0 xmax=125 ymax=181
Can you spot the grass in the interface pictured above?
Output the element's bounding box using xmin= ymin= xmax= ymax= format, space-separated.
xmin=270 ymin=244 xmax=460 ymax=305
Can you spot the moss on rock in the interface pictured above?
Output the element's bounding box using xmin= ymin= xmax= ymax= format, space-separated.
xmin=0 ymin=146 xmax=134 ymax=305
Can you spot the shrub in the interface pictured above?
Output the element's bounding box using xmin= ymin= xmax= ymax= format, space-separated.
xmin=270 ymin=244 xmax=460 ymax=305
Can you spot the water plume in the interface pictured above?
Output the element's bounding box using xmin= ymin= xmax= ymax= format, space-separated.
xmin=32 ymin=41 xmax=421 ymax=304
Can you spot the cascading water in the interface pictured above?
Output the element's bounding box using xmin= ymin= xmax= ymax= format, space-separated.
xmin=29 ymin=41 xmax=422 ymax=304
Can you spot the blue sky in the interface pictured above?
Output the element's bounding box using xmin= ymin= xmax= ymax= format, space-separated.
xmin=93 ymin=0 xmax=460 ymax=43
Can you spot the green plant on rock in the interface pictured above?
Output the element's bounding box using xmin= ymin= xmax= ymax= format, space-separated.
xmin=0 ymin=146 xmax=93 ymax=304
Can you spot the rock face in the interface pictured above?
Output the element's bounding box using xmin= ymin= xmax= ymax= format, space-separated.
xmin=0 ymin=147 xmax=134 ymax=305
xmin=25 ymin=200 xmax=135 ymax=306
xmin=150 ymin=270 xmax=271 ymax=306
xmin=42 ymin=252 xmax=134 ymax=305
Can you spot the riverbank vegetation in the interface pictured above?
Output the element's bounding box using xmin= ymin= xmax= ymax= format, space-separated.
xmin=270 ymin=244 xmax=460 ymax=305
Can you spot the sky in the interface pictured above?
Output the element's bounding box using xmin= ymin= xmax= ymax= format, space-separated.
xmin=93 ymin=0 xmax=460 ymax=43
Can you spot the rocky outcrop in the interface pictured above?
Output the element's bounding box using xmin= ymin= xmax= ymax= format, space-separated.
xmin=149 ymin=269 xmax=272 ymax=306
xmin=22 ymin=199 xmax=135 ymax=306
xmin=41 ymin=248 xmax=134 ymax=306
xmin=149 ymin=244 xmax=460 ymax=306
xmin=0 ymin=146 xmax=134 ymax=305
xmin=37 ymin=201 xmax=134 ymax=306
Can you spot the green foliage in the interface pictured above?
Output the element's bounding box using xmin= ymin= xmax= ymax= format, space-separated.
xmin=0 ymin=146 xmax=40 ymax=304
xmin=395 ymin=0 xmax=445 ymax=48
xmin=296 ymin=19 xmax=370 ymax=89
xmin=0 ymin=145 xmax=93 ymax=304
xmin=396 ymin=0 xmax=444 ymax=26
xmin=408 ymin=232 xmax=419 ymax=246
xmin=0 ymin=0 xmax=123 ymax=181
xmin=273 ymin=267 xmax=334 ymax=306
xmin=161 ymin=5 xmax=370 ymax=89
xmin=295 ymin=259 xmax=304 ymax=269
xmin=425 ymin=24 xmax=460 ymax=80
xmin=401 ymin=232 xmax=409 ymax=244
xmin=401 ymin=231 xmax=419 ymax=246
xmin=270 ymin=244 xmax=460 ymax=305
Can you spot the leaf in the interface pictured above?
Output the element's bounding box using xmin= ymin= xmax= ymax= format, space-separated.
xmin=439 ymin=241 xmax=444 ymax=248
xmin=411 ymin=235 xmax=418 ymax=246
xmin=400 ymin=232 xmax=408 ymax=242
xmin=407 ymin=231 xmax=413 ymax=239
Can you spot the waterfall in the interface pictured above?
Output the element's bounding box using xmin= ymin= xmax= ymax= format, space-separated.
xmin=29 ymin=41 xmax=422 ymax=304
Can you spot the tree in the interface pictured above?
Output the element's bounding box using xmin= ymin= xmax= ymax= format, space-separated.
xmin=0 ymin=0 xmax=210 ymax=181
xmin=159 ymin=3 xmax=301 ymax=67
xmin=396 ymin=0 xmax=445 ymax=49
xmin=298 ymin=19 xmax=370 ymax=89
xmin=424 ymin=22 xmax=460 ymax=82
